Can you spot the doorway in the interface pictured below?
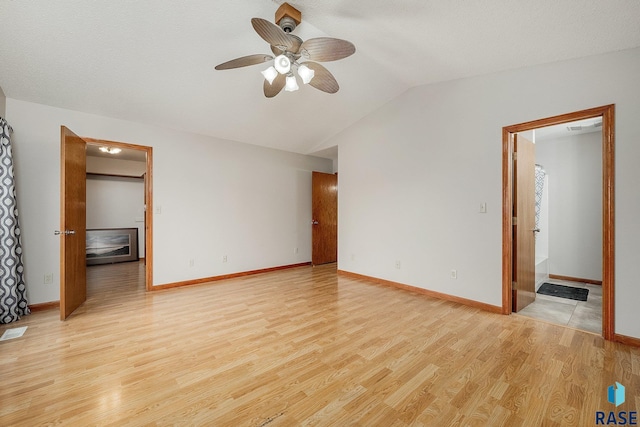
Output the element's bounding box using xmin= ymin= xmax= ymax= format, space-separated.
xmin=83 ymin=137 xmax=154 ymax=293
xmin=501 ymin=105 xmax=614 ymax=340
xmin=515 ymin=120 xmax=603 ymax=334
xmin=59 ymin=129 xmax=153 ymax=320
xmin=311 ymin=171 xmax=337 ymax=265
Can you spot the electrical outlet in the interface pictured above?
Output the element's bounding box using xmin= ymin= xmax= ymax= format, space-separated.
xmin=395 ymin=260 xmax=401 ymax=269
xmin=223 ymin=255 xmax=228 ymax=263
xmin=44 ymin=273 xmax=54 ymax=284
xmin=450 ymin=269 xmax=457 ymax=279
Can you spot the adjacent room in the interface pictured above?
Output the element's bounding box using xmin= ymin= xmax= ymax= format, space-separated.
xmin=515 ymin=118 xmax=604 ymax=334
xmin=1 ymin=1 xmax=639 ymax=425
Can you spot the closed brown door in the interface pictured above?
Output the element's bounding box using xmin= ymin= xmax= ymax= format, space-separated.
xmin=312 ymin=172 xmax=337 ymax=265
xmin=513 ymin=134 xmax=536 ymax=312
xmin=60 ymin=126 xmax=87 ymax=320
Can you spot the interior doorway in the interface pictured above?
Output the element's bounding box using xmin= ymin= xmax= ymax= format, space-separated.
xmin=83 ymin=137 xmax=153 ymax=292
xmin=514 ymin=120 xmax=603 ymax=334
xmin=59 ymin=130 xmax=153 ymax=320
xmin=311 ymin=171 xmax=338 ymax=265
xmin=85 ymin=141 xmax=148 ymax=296
xmin=501 ymin=105 xmax=614 ymax=340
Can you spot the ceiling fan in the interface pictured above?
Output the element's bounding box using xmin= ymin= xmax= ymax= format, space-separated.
xmin=215 ymin=2 xmax=355 ymax=98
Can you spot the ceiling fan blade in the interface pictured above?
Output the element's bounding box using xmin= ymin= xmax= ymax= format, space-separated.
xmin=299 ymin=38 xmax=356 ymax=62
xmin=270 ymin=34 xmax=303 ymax=56
xmin=251 ymin=18 xmax=293 ymax=51
xmin=215 ymin=54 xmax=274 ymax=70
xmin=264 ymin=73 xmax=286 ymax=98
xmin=303 ymin=62 xmax=339 ymax=94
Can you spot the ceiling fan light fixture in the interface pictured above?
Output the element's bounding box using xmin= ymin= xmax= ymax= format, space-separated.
xmin=297 ymin=64 xmax=315 ymax=84
xmin=285 ymin=74 xmax=299 ymax=92
xmin=99 ymin=146 xmax=122 ymax=155
xmin=274 ymin=54 xmax=291 ymax=74
xmin=214 ymin=4 xmax=354 ymax=98
xmin=261 ymin=66 xmax=278 ymax=84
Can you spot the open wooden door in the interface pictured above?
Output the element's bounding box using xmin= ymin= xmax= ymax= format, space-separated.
xmin=59 ymin=126 xmax=87 ymax=320
xmin=513 ymin=134 xmax=536 ymax=312
xmin=312 ymin=172 xmax=337 ymax=265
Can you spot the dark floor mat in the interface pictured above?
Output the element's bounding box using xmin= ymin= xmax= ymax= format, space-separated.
xmin=537 ymin=282 xmax=589 ymax=301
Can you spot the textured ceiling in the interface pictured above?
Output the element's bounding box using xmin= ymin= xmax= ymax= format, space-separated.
xmin=535 ymin=117 xmax=603 ymax=142
xmin=1 ymin=1 xmax=639 ymax=158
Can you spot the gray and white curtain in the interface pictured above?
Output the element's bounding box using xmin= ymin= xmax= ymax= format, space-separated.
xmin=534 ymin=164 xmax=546 ymax=234
xmin=0 ymin=117 xmax=29 ymax=323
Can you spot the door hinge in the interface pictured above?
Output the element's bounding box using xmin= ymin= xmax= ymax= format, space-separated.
xmin=513 ymin=152 xmax=517 ymax=160
xmin=512 ymin=217 xmax=517 ymax=225
xmin=512 ymin=281 xmax=517 ymax=288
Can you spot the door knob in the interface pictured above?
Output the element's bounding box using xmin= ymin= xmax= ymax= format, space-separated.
xmin=533 ymin=228 xmax=540 ymax=233
xmin=312 ymin=220 xmax=319 ymax=225
xmin=54 ymin=230 xmax=76 ymax=235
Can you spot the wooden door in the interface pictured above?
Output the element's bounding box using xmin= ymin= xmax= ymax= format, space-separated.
xmin=513 ymin=134 xmax=536 ymax=312
xmin=60 ymin=126 xmax=87 ymax=320
xmin=312 ymin=172 xmax=337 ymax=265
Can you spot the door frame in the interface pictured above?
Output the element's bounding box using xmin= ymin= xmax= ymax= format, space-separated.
xmin=501 ymin=104 xmax=615 ymax=340
xmin=81 ymin=137 xmax=154 ymax=291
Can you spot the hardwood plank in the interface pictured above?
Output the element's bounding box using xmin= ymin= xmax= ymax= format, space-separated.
xmin=0 ymin=261 xmax=638 ymax=425
xmin=338 ymin=269 xmax=502 ymax=313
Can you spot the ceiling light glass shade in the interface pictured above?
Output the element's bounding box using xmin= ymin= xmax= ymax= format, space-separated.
xmin=297 ymin=64 xmax=315 ymax=84
xmin=274 ymin=55 xmax=291 ymax=74
xmin=285 ymin=74 xmax=299 ymax=92
xmin=99 ymin=147 xmax=122 ymax=154
xmin=261 ymin=66 xmax=278 ymax=84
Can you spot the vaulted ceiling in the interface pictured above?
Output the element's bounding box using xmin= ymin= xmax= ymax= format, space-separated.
xmin=1 ymin=1 xmax=639 ymax=158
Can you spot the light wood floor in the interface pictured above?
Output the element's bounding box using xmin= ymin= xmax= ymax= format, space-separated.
xmin=1 ymin=262 xmax=638 ymax=426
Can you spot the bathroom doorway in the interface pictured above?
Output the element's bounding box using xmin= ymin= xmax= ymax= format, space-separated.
xmin=515 ymin=118 xmax=603 ymax=334
xmin=501 ymin=105 xmax=614 ymax=340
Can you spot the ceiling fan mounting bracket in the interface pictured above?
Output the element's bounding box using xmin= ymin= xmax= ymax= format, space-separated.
xmin=275 ymin=2 xmax=301 ymax=33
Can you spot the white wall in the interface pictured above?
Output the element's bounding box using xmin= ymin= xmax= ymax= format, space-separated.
xmin=0 ymin=85 xmax=6 ymax=118
xmin=6 ymin=98 xmax=332 ymax=305
xmin=86 ymin=175 xmax=146 ymax=258
xmin=330 ymin=47 xmax=640 ymax=339
xmin=537 ymin=132 xmax=602 ymax=281
xmin=86 ymin=156 xmax=147 ymax=259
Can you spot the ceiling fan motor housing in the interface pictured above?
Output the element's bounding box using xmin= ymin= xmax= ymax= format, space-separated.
xmin=275 ymin=2 xmax=301 ymax=33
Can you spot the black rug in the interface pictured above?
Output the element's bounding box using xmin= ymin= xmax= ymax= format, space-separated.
xmin=537 ymin=282 xmax=589 ymax=301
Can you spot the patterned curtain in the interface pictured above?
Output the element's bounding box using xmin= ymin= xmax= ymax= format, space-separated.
xmin=534 ymin=164 xmax=546 ymax=235
xmin=0 ymin=117 xmax=30 ymax=323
